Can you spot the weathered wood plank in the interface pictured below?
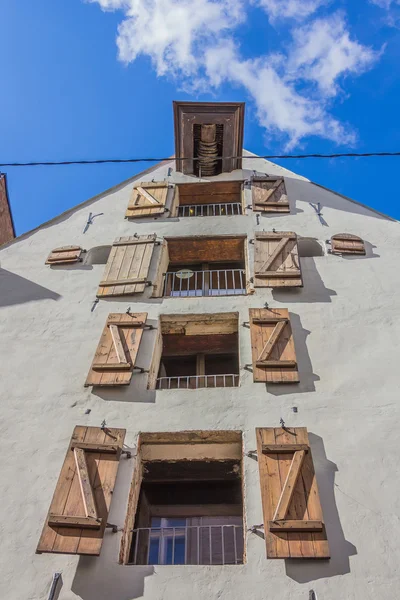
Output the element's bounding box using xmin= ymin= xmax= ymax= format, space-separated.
xmin=263 ymin=444 xmax=309 ymax=454
xmin=273 ymin=450 xmax=306 ymax=521
xmin=48 ymin=515 xmax=102 ymax=529
xmin=269 ymin=520 xmax=323 ymax=532
xmin=74 ymin=448 xmax=98 ymax=520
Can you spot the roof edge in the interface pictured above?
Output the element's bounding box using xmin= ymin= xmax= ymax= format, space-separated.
xmin=0 ymin=158 xmax=174 ymax=250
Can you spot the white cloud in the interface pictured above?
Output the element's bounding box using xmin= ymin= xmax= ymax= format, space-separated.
xmin=87 ymin=0 xmax=383 ymax=148
xmin=254 ymin=0 xmax=326 ymax=22
xmin=369 ymin=0 xmax=395 ymax=8
xmin=289 ymin=14 xmax=381 ymax=97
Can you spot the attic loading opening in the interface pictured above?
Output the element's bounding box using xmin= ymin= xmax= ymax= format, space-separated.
xmin=127 ymin=432 xmax=244 ymax=566
xmin=155 ymin=313 xmax=240 ymax=390
xmin=163 ymin=235 xmax=247 ymax=297
xmin=177 ymin=181 xmax=244 ymax=218
xmin=193 ymin=124 xmax=223 ymax=177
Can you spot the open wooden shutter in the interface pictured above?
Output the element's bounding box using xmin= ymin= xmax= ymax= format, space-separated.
xmin=331 ymin=233 xmax=366 ymax=255
xmin=249 ymin=308 xmax=299 ymax=383
xmin=46 ymin=246 xmax=83 ymax=265
xmin=126 ymin=182 xmax=169 ymax=218
xmin=256 ymin=427 xmax=329 ymax=559
xmin=37 ymin=425 xmax=126 ymax=556
xmin=252 ymin=177 xmax=289 ymax=212
xmin=97 ymin=234 xmax=156 ymax=297
xmin=254 ymin=232 xmax=302 ymax=287
xmin=85 ymin=312 xmax=148 ymax=387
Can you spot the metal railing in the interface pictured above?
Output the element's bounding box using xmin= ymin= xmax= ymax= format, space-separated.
xmin=178 ymin=203 xmax=242 ymax=217
xmin=163 ymin=269 xmax=246 ymax=297
xmin=157 ymin=374 xmax=239 ymax=390
xmin=130 ymin=525 xmax=244 ymax=565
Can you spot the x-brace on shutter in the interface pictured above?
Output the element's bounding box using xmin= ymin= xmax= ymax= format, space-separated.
xmin=254 ymin=232 xmax=302 ymax=287
xmin=97 ymin=234 xmax=156 ymax=297
xmin=85 ymin=312 xmax=148 ymax=387
xmin=256 ymin=427 xmax=330 ymax=559
xmin=252 ymin=177 xmax=289 ymax=213
xmin=126 ymin=182 xmax=169 ymax=218
xmin=36 ymin=425 xmax=126 ymax=556
xmin=249 ymin=308 xmax=299 ymax=383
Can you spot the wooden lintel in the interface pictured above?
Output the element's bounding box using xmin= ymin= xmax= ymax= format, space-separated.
xmin=71 ymin=442 xmax=119 ymax=454
xmin=92 ymin=362 xmax=132 ymax=371
xmin=262 ymin=444 xmax=309 ymax=454
xmin=269 ymin=520 xmax=322 ymax=532
xmin=48 ymin=515 xmax=102 ymax=529
xmin=256 ymin=360 xmax=297 ymax=369
xmin=99 ymin=277 xmax=147 ymax=286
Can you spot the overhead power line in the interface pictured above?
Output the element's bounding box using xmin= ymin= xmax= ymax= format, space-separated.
xmin=1 ymin=152 xmax=400 ymax=168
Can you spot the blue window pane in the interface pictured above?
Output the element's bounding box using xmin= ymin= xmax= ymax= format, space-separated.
xmin=148 ymin=538 xmax=160 ymax=564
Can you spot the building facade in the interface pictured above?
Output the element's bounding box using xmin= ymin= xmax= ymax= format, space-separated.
xmin=0 ymin=172 xmax=15 ymax=246
xmin=1 ymin=103 xmax=400 ymax=600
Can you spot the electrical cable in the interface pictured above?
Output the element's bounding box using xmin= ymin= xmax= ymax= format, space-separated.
xmin=1 ymin=151 xmax=400 ymax=168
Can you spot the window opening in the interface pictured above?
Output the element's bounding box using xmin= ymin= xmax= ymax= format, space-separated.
xmin=155 ymin=313 xmax=240 ymax=390
xmin=163 ymin=237 xmax=247 ymax=298
xmin=84 ymin=245 xmax=112 ymax=265
xmin=128 ymin=433 xmax=244 ymax=565
xmin=298 ymin=238 xmax=324 ymax=258
xmin=177 ymin=181 xmax=243 ymax=218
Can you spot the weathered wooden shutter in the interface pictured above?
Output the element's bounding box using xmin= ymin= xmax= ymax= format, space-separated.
xmin=46 ymin=246 xmax=84 ymax=265
xmin=254 ymin=232 xmax=302 ymax=287
xmin=85 ymin=312 xmax=148 ymax=387
xmin=249 ymin=308 xmax=299 ymax=383
xmin=37 ymin=425 xmax=126 ymax=556
xmin=126 ymin=182 xmax=169 ymax=218
xmin=331 ymin=233 xmax=366 ymax=255
xmin=97 ymin=234 xmax=156 ymax=297
xmin=252 ymin=177 xmax=289 ymax=212
xmin=256 ymin=427 xmax=329 ymax=559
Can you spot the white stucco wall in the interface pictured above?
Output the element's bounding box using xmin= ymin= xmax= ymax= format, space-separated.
xmin=1 ymin=152 xmax=399 ymax=600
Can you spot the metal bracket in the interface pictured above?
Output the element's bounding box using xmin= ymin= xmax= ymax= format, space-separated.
xmin=246 ymin=450 xmax=257 ymax=458
xmin=249 ymin=524 xmax=264 ymax=533
xmin=121 ymin=449 xmax=132 ymax=459
xmin=146 ymin=281 xmax=153 ymax=287
xmin=133 ymin=367 xmax=149 ymax=373
xmin=242 ymin=321 xmax=250 ymax=328
xmin=249 ymin=239 xmax=254 ymax=244
xmin=143 ymin=324 xmax=155 ymax=330
xmin=247 ymin=204 xmax=253 ymax=210
xmin=106 ymin=523 xmax=118 ymax=534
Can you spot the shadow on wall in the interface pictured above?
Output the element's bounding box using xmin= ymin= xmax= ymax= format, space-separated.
xmin=72 ymin=557 xmax=154 ymax=600
xmin=0 ymin=268 xmax=61 ymax=307
xmin=286 ymin=433 xmax=357 ymax=582
xmin=272 ymin=258 xmax=337 ymax=304
xmin=267 ymin=312 xmax=319 ymax=396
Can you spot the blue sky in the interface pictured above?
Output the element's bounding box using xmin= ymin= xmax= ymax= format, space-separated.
xmin=1 ymin=0 xmax=400 ymax=235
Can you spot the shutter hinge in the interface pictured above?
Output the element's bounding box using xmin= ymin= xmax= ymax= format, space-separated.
xmin=242 ymin=321 xmax=250 ymax=328
xmin=132 ymin=367 xmax=150 ymax=373
xmin=249 ymin=524 xmax=264 ymax=533
xmin=246 ymin=449 xmax=257 ymax=458
xmin=143 ymin=324 xmax=156 ymax=330
xmin=249 ymin=239 xmax=254 ymax=244
xmin=247 ymin=204 xmax=253 ymax=210
xmin=105 ymin=523 xmax=119 ymax=534
xmin=121 ymin=449 xmax=132 ymax=459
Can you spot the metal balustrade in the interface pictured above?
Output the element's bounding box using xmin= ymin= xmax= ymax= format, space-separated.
xmin=178 ymin=203 xmax=242 ymax=217
xmin=130 ymin=525 xmax=244 ymax=565
xmin=157 ymin=374 xmax=239 ymax=390
xmin=163 ymin=269 xmax=246 ymax=297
